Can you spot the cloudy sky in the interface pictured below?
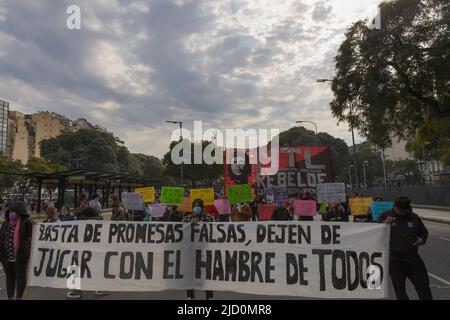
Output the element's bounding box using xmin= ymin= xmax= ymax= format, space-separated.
xmin=0 ymin=0 xmax=381 ymax=159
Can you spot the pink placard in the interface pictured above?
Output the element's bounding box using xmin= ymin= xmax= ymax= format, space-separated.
xmin=294 ymin=200 xmax=317 ymax=217
xmin=214 ymin=199 xmax=231 ymax=215
xmin=258 ymin=204 xmax=276 ymax=221
xmin=151 ymin=204 xmax=167 ymax=218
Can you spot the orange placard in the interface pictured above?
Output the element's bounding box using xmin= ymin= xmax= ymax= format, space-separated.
xmin=179 ymin=196 xmax=192 ymax=213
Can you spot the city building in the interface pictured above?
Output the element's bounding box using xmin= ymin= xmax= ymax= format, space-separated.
xmin=4 ymin=104 xmax=126 ymax=163
xmin=7 ymin=111 xmax=34 ymax=163
xmin=384 ymin=138 xmax=413 ymax=161
xmin=0 ymin=99 xmax=9 ymax=155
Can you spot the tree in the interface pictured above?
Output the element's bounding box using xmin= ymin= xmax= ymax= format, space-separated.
xmin=162 ymin=140 xmax=223 ymax=187
xmin=25 ymin=157 xmax=66 ymax=173
xmin=40 ymin=129 xmax=136 ymax=174
xmin=133 ymin=153 xmax=166 ymax=180
xmin=278 ymin=127 xmax=350 ymax=182
xmin=330 ymin=0 xmax=450 ymax=162
xmin=0 ymin=155 xmax=24 ymax=191
xmin=386 ymin=159 xmax=425 ymax=186
xmin=354 ymin=143 xmax=385 ymax=187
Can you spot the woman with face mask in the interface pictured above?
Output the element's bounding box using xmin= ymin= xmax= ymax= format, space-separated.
xmin=0 ymin=201 xmax=33 ymax=300
xmin=58 ymin=205 xmax=75 ymax=222
xmin=182 ymin=199 xmax=215 ymax=300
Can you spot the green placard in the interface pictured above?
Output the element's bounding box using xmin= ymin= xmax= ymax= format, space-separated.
xmin=161 ymin=187 xmax=185 ymax=205
xmin=319 ymin=203 xmax=328 ymax=213
xmin=227 ymin=184 xmax=252 ymax=204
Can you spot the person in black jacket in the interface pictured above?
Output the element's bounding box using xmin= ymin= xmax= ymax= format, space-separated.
xmin=0 ymin=201 xmax=33 ymax=300
xmin=377 ymin=196 xmax=433 ymax=300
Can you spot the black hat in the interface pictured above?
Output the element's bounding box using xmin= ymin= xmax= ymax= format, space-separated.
xmin=9 ymin=201 xmax=27 ymax=216
xmin=394 ymin=196 xmax=411 ymax=210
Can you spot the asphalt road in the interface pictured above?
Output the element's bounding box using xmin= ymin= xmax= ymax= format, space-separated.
xmin=1 ymin=221 xmax=449 ymax=300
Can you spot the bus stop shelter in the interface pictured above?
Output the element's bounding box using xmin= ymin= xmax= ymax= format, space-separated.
xmin=26 ymin=169 xmax=161 ymax=213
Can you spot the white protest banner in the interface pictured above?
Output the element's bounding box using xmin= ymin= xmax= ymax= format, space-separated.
xmin=28 ymin=221 xmax=389 ymax=299
xmin=317 ymin=183 xmax=346 ymax=204
xmin=121 ymin=192 xmax=143 ymax=211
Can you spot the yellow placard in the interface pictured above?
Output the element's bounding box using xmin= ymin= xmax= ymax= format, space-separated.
xmin=349 ymin=197 xmax=373 ymax=216
xmin=134 ymin=187 xmax=155 ymax=203
xmin=190 ymin=188 xmax=215 ymax=206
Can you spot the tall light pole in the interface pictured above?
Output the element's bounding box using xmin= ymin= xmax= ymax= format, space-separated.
xmin=316 ymin=78 xmax=359 ymax=190
xmin=381 ymin=149 xmax=387 ymax=189
xmin=349 ymin=165 xmax=354 ymax=189
xmin=296 ymin=121 xmax=318 ymax=134
xmin=363 ymin=160 xmax=368 ymax=189
xmin=166 ymin=121 xmax=183 ymax=182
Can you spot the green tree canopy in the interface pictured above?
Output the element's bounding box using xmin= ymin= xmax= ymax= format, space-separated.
xmin=0 ymin=155 xmax=24 ymax=191
xmin=25 ymin=157 xmax=66 ymax=173
xmin=40 ymin=129 xmax=137 ymax=174
xmin=162 ymin=140 xmax=223 ymax=187
xmin=330 ymin=0 xmax=449 ymax=162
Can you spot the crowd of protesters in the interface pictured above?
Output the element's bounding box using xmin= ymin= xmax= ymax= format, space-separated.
xmin=0 ymin=189 xmax=433 ymax=300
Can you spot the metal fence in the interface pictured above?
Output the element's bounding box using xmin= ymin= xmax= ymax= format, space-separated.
xmin=359 ymin=186 xmax=450 ymax=207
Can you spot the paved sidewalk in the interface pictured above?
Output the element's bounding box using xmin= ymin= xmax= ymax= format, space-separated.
xmin=415 ymin=208 xmax=450 ymax=225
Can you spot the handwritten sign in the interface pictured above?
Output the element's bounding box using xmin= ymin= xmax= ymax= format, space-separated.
xmin=227 ymin=184 xmax=252 ymax=204
xmin=349 ymin=197 xmax=373 ymax=216
xmin=294 ymin=200 xmax=317 ymax=217
xmin=214 ymin=199 xmax=231 ymax=215
xmin=370 ymin=201 xmax=394 ymax=221
xmin=121 ymin=193 xmax=143 ymax=211
xmin=258 ymin=204 xmax=276 ymax=221
xmin=190 ymin=188 xmax=215 ymax=206
xmin=134 ymin=187 xmax=155 ymax=203
xmin=317 ymin=183 xmax=346 ymax=204
xmin=151 ymin=204 xmax=167 ymax=218
xmin=161 ymin=187 xmax=184 ymax=205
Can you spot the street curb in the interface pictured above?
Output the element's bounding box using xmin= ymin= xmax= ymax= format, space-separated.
xmin=413 ymin=205 xmax=450 ymax=212
xmin=420 ymin=216 xmax=450 ymax=225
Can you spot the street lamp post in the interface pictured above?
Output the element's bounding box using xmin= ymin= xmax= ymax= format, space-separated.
xmin=349 ymin=165 xmax=354 ymax=189
xmin=363 ymin=161 xmax=369 ymax=189
xmin=296 ymin=121 xmax=318 ymax=134
xmin=166 ymin=121 xmax=184 ymax=181
xmin=381 ymin=149 xmax=387 ymax=189
xmin=316 ymin=78 xmax=359 ymax=190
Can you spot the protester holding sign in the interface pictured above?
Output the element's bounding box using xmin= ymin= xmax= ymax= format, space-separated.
xmin=162 ymin=205 xmax=183 ymax=222
xmin=109 ymin=195 xmax=130 ymax=221
xmin=230 ymin=203 xmax=252 ymax=222
xmin=182 ymin=199 xmax=215 ymax=300
xmin=322 ymin=202 xmax=348 ymax=222
xmin=349 ymin=196 xmax=373 ymax=223
xmin=143 ymin=203 xmax=152 ymax=222
xmin=378 ymin=196 xmax=433 ymax=300
xmin=271 ymin=205 xmax=292 ymax=221
xmin=0 ymin=201 xmax=32 ymax=300
xmin=297 ymin=191 xmax=315 ymax=221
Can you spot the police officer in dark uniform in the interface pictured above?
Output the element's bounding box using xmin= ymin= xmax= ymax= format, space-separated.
xmin=377 ymin=196 xmax=433 ymax=300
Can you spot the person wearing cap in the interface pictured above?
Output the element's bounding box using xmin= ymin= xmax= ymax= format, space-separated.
xmin=0 ymin=201 xmax=33 ymax=300
xmin=377 ymin=196 xmax=432 ymax=300
xmin=182 ymin=198 xmax=215 ymax=300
